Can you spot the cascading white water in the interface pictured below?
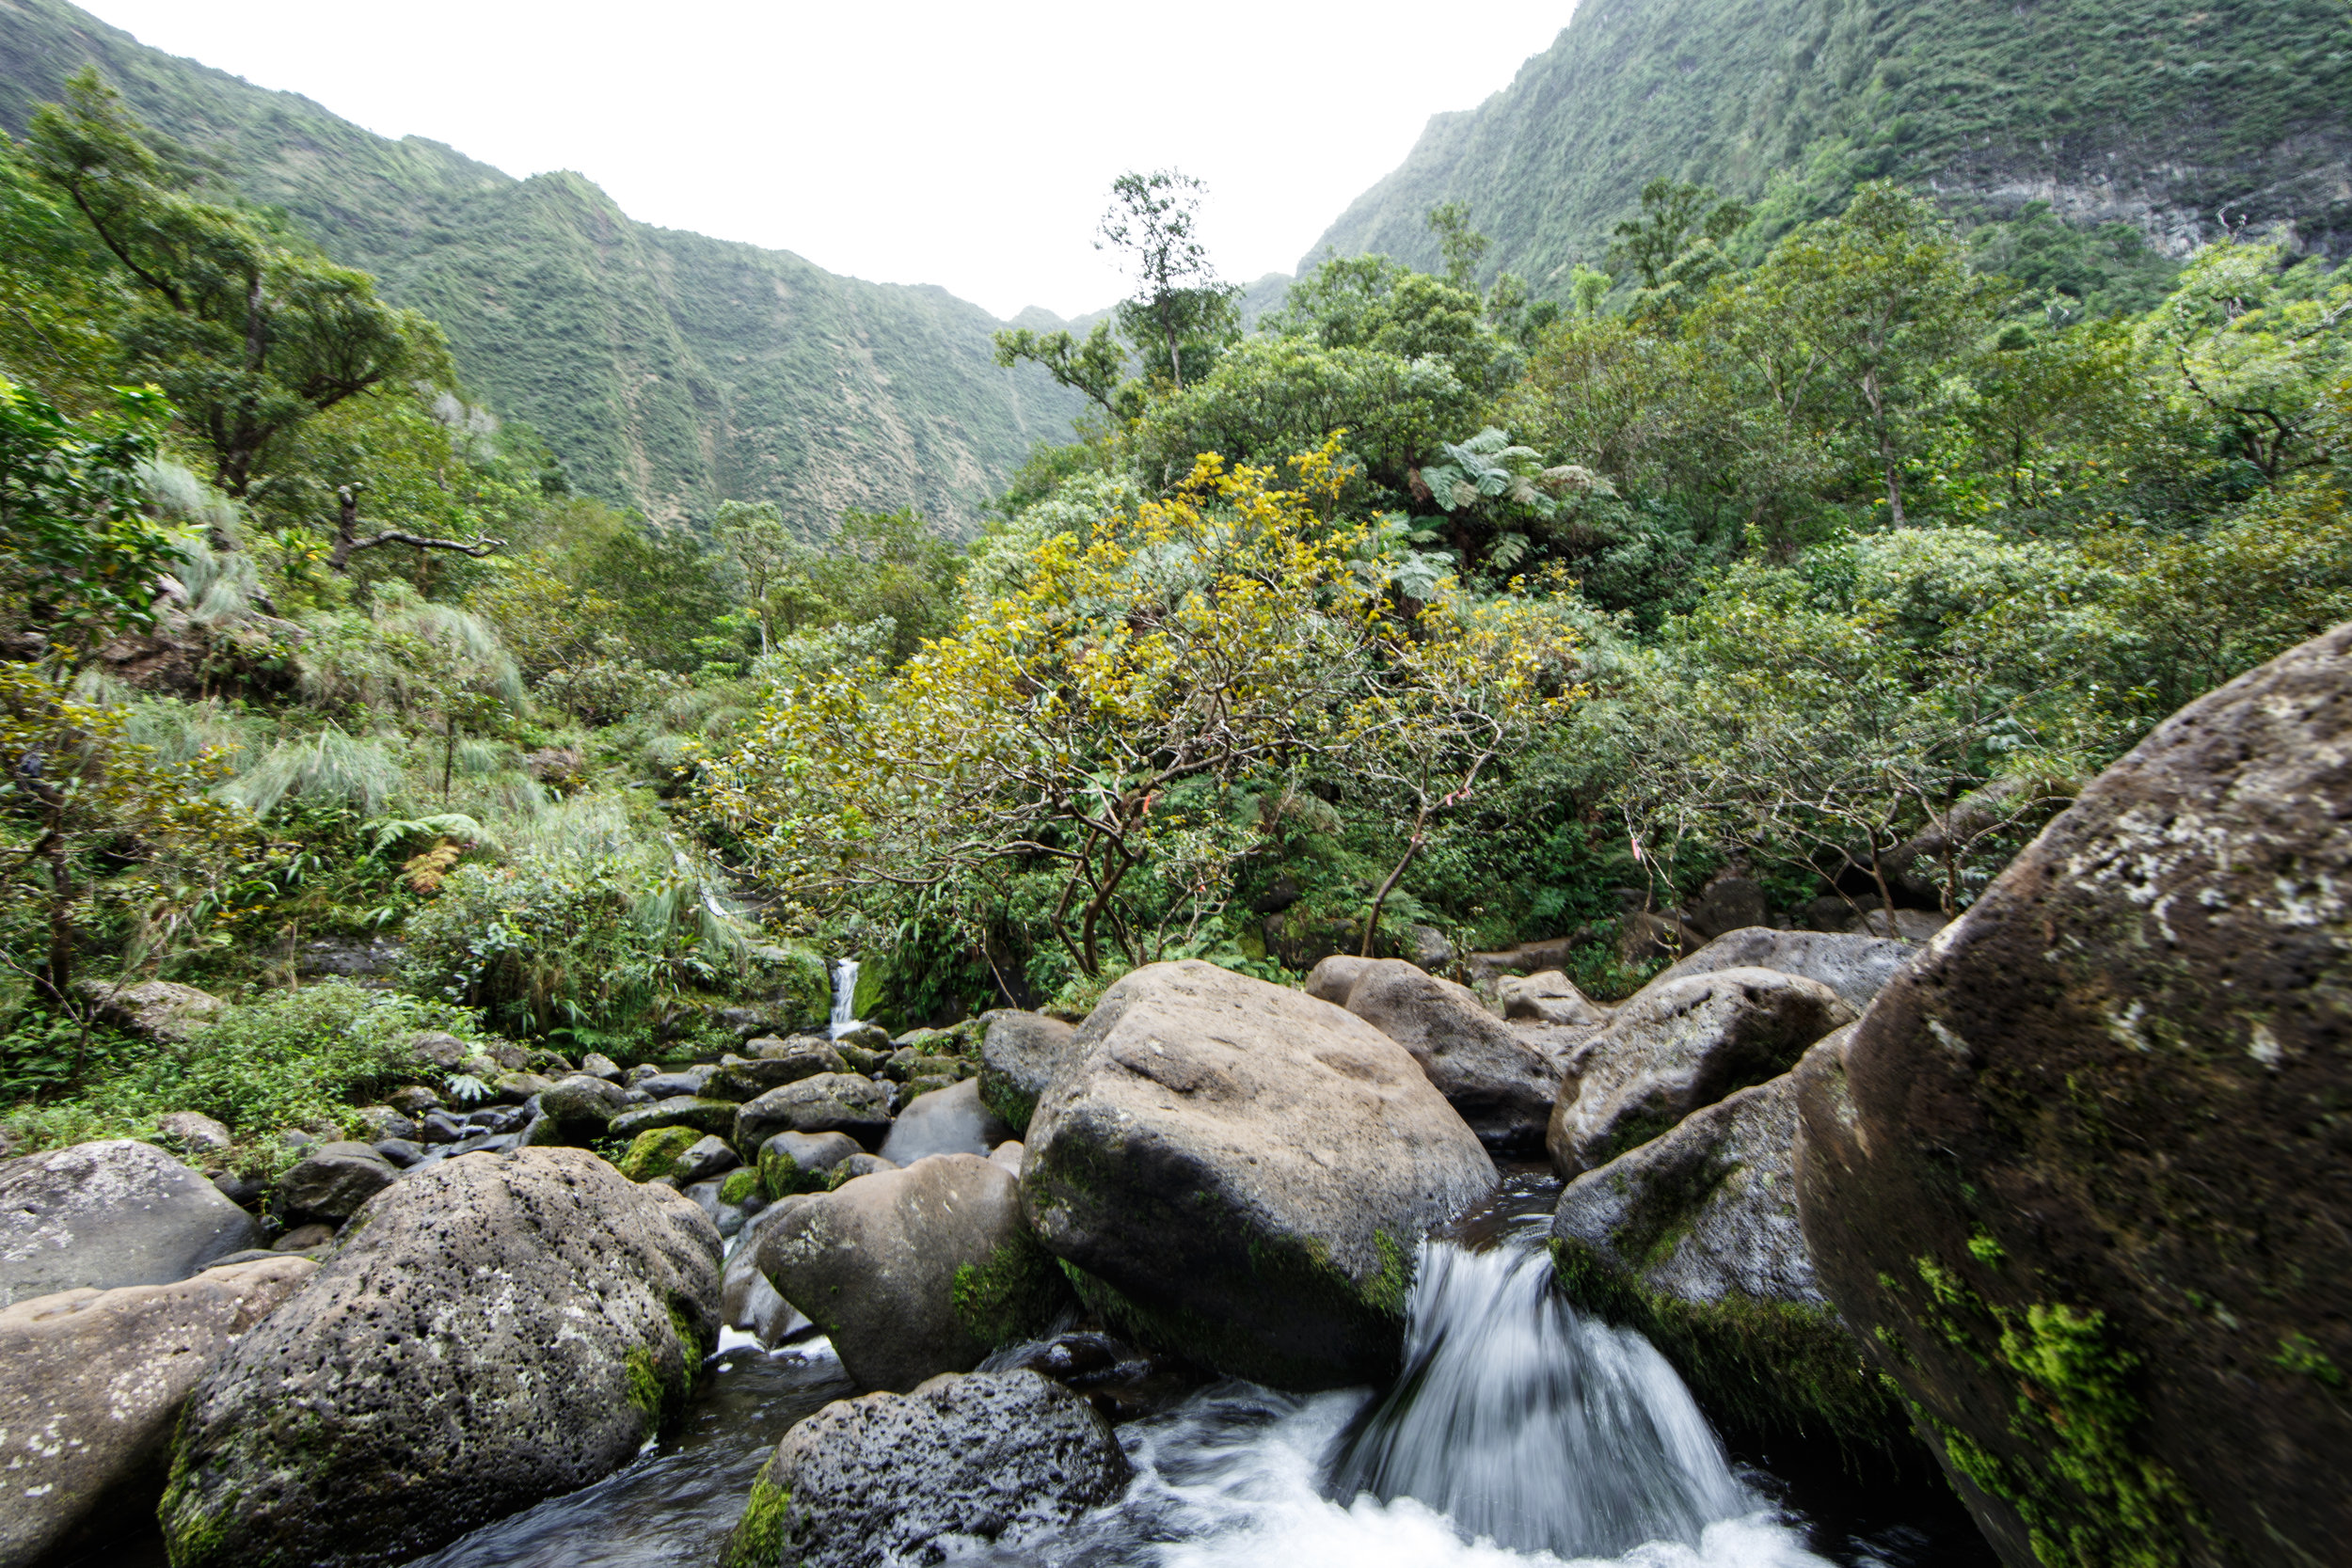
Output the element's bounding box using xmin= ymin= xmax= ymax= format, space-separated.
xmin=1326 ymin=1227 xmax=1751 ymax=1560
xmin=827 ymin=958 xmax=860 ymax=1038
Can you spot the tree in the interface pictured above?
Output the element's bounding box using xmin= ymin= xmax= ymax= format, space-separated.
xmin=1096 ymin=169 xmax=1239 ymax=391
xmin=1606 ymin=179 xmax=1751 ymax=324
xmin=1426 ymin=202 xmax=1491 ymax=287
xmin=991 ymin=322 xmax=1133 ymax=420
xmin=715 ymin=499 xmax=806 ymax=653
xmin=24 ymin=71 xmax=445 ymax=501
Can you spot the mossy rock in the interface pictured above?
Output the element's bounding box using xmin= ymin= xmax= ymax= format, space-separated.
xmin=719 ymin=1167 xmax=761 ymax=1206
xmin=616 ymin=1125 xmax=705 ymax=1182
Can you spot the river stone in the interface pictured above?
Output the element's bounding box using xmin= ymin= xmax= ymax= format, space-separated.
xmin=1024 ymin=960 xmax=1495 ymax=1388
xmin=878 ymin=1079 xmax=1015 ymax=1166
xmin=732 ymin=1073 xmax=894 ymax=1153
xmin=976 ymin=1009 xmax=1078 ymax=1133
xmin=754 ymin=1154 xmax=1067 ymax=1391
xmin=72 ymin=978 xmax=226 ymax=1043
xmin=712 ymin=1043 xmax=846 ymax=1101
xmin=0 ymin=1140 xmax=260 ymax=1308
xmin=758 ymin=1130 xmax=864 ymax=1197
xmin=1649 ymin=927 xmax=1915 ymax=1014
xmin=408 ymin=1031 xmax=471 ymax=1069
xmin=1549 ymin=966 xmax=1853 ymax=1178
xmin=273 ymin=1143 xmax=396 ymax=1226
xmin=723 ymin=1197 xmax=815 ymax=1346
xmin=1316 ymin=957 xmax=1564 ymax=1154
xmin=1549 ymin=1032 xmax=1901 ymax=1449
xmin=723 ymin=1370 xmax=1129 ymax=1568
xmin=155 ymin=1111 xmax=233 ymax=1153
xmin=0 ymin=1255 xmax=317 ymax=1568
xmin=616 ymin=1125 xmax=707 ymax=1182
xmin=633 ymin=1066 xmax=717 ymax=1101
xmin=1497 ymin=970 xmax=1614 ymax=1027
xmin=1793 ymin=626 xmax=2352 ymax=1568
xmin=609 ymin=1096 xmax=739 ymax=1142
xmin=672 ymin=1135 xmax=742 ymax=1187
xmin=159 ymin=1148 xmax=721 ymax=1568
xmin=538 ymin=1073 xmax=630 ymax=1132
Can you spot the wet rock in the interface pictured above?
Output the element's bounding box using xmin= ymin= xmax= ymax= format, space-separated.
xmin=1497 ymin=970 xmax=1614 ymax=1027
xmin=975 ymin=1011 xmax=1081 ymax=1137
xmin=673 ymin=1134 xmax=741 ymax=1187
xmin=418 ymin=1110 xmax=469 ymax=1144
xmin=1649 ymin=927 xmax=1917 ymax=1014
xmin=757 ymin=1130 xmax=864 ymax=1197
xmin=754 ymin=1154 xmax=1068 ymax=1391
xmin=732 ymin=1073 xmax=894 ymax=1152
xmin=1024 ymin=960 xmax=1495 ymax=1388
xmin=616 ymin=1125 xmax=707 ymax=1182
xmin=1549 ymin=966 xmax=1853 ymax=1178
xmin=1794 ymin=626 xmax=2352 ymax=1568
xmin=0 ymin=1140 xmax=259 ymax=1307
xmin=273 ymin=1143 xmax=396 ymax=1226
xmin=723 ymin=1370 xmax=1128 ymax=1568
xmin=723 ymin=1198 xmax=815 ymax=1346
xmin=608 ymin=1095 xmax=739 ymax=1142
xmin=0 ymin=1256 xmax=316 ymax=1568
xmin=879 ymin=1078 xmax=1016 ymax=1166
xmin=1313 ymin=957 xmax=1564 ymax=1154
xmin=538 ymin=1073 xmax=631 ymax=1132
xmin=160 ymin=1148 xmax=720 ymax=1568
xmin=72 ymin=978 xmax=225 ymax=1043
xmin=1549 ymin=1032 xmax=1900 ymax=1449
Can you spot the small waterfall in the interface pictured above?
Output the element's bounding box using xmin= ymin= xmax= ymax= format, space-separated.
xmin=828 ymin=958 xmax=860 ymax=1038
xmin=1327 ymin=1223 xmax=1751 ymax=1560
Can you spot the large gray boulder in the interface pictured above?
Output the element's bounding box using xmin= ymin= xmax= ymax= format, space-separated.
xmin=536 ymin=1073 xmax=630 ymax=1132
xmin=1794 ymin=626 xmax=2352 ymax=1568
xmin=723 ymin=1370 xmax=1129 ymax=1568
xmin=733 ymin=1073 xmax=895 ymax=1153
xmin=1648 ymin=927 xmax=1915 ymax=1014
xmin=1548 ymin=966 xmax=1853 ymax=1177
xmin=976 ymin=1009 xmax=1078 ymax=1132
xmin=1497 ymin=969 xmax=1614 ymax=1027
xmin=752 ymin=1153 xmax=1067 ymax=1391
xmin=608 ymin=1095 xmax=739 ymax=1142
xmin=1549 ymin=1031 xmax=1899 ymax=1449
xmin=272 ymin=1142 xmax=396 ymax=1226
xmin=159 ymin=1148 xmax=721 ymax=1568
xmin=878 ymin=1078 xmax=1015 ymax=1166
xmin=72 ymin=978 xmax=225 ymax=1043
xmin=711 ymin=1041 xmax=847 ymax=1101
xmin=0 ymin=1140 xmax=259 ymax=1307
xmin=722 ymin=1198 xmax=814 ymax=1347
xmin=1313 ymin=957 xmax=1565 ymax=1153
xmin=1024 ymin=960 xmax=1495 ymax=1387
xmin=0 ymin=1255 xmax=315 ymax=1568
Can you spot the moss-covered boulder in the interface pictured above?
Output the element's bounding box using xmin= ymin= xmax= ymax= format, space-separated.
xmin=1022 ymin=960 xmax=1495 ymax=1388
xmin=975 ymin=1009 xmax=1077 ymax=1133
xmin=1794 ymin=625 xmax=2352 ymax=1568
xmin=757 ymin=1130 xmax=862 ymax=1197
xmin=616 ymin=1124 xmax=706 ymax=1182
xmin=732 ymin=1073 xmax=894 ymax=1154
xmin=608 ymin=1096 xmax=739 ymax=1142
xmin=1549 ymin=1033 xmax=1905 ymax=1454
xmin=749 ymin=1153 xmax=1067 ymax=1391
xmin=159 ymin=1148 xmax=720 ymax=1568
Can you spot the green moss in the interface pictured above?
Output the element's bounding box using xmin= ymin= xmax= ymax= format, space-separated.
xmin=1550 ymin=1235 xmax=1911 ymax=1454
xmin=2274 ymin=1333 xmax=2346 ymax=1389
xmin=615 ymin=1125 xmax=703 ymax=1182
xmin=720 ymin=1166 xmax=760 ymax=1206
xmin=723 ymin=1463 xmax=793 ymax=1568
xmin=623 ymin=1343 xmax=663 ymax=1435
xmin=950 ymin=1226 xmax=1070 ymax=1349
xmin=758 ymin=1144 xmax=827 ymax=1199
xmin=667 ymin=1302 xmax=706 ymax=1393
xmin=977 ymin=1070 xmax=1037 ymax=1135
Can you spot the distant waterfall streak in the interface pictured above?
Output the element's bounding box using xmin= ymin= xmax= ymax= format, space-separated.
xmin=828 ymin=958 xmax=860 ymax=1038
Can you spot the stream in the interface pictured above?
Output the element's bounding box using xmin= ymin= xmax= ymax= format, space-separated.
xmin=402 ymin=1176 xmax=1992 ymax=1568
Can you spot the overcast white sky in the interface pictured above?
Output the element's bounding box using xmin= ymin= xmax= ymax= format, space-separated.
xmin=80 ymin=1 xmax=1574 ymax=321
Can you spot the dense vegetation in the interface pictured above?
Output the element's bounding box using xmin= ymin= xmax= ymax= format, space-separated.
xmin=2 ymin=30 xmax=2348 ymax=1190
xmin=1311 ymin=0 xmax=2351 ymax=291
xmin=0 ymin=0 xmax=1088 ymax=533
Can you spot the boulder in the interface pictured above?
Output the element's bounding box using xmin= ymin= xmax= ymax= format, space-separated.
xmin=758 ymin=1130 xmax=864 ymax=1197
xmin=1311 ymin=957 xmax=1564 ymax=1153
xmin=276 ymin=1223 xmax=336 ymax=1252
xmin=608 ymin=1095 xmax=739 ymax=1142
xmin=634 ymin=1066 xmax=717 ymax=1101
xmin=407 ymin=1031 xmax=471 ymax=1069
xmin=1464 ymin=934 xmax=1586 ymax=989
xmin=385 ymin=1085 xmax=442 ymax=1116
xmin=976 ymin=1010 xmax=1083 ymax=1134
xmin=723 ymin=1370 xmax=1128 ymax=1568
xmin=0 ymin=1256 xmax=316 ymax=1568
xmin=1617 ymin=909 xmax=1704 ymax=964
xmin=159 ymin=1148 xmax=721 ymax=1568
xmin=712 ymin=1042 xmax=846 ymax=1101
xmin=273 ymin=1143 xmax=396 ymax=1226
xmin=753 ymin=1154 xmax=1068 ymax=1392
xmin=723 ymin=1198 xmax=814 ymax=1347
xmin=537 ymin=1073 xmax=630 ymax=1132
xmin=615 ymin=1125 xmax=707 ymax=1182
xmin=1689 ymin=876 xmax=1771 ymax=939
xmin=732 ymin=1073 xmax=894 ymax=1152
xmin=1649 ymin=927 xmax=1917 ymax=1014
xmin=989 ymin=1141 xmax=1024 ymax=1177
xmin=350 ymin=1106 xmax=417 ymax=1143
xmin=1793 ymin=626 xmax=2352 ymax=1568
xmin=580 ymin=1052 xmax=622 ymax=1081
xmin=878 ymin=1078 xmax=1015 ymax=1166
xmin=155 ymin=1111 xmax=233 ymax=1153
xmin=672 ymin=1135 xmax=742 ymax=1186
xmin=1497 ymin=969 xmax=1613 ymax=1027
xmin=1549 ymin=966 xmax=1853 ymax=1178
xmin=831 ymin=1152 xmax=898 ymax=1184
xmin=72 ymin=978 xmax=225 ymax=1043
xmin=1024 ymin=960 xmax=1495 ymax=1387
xmin=0 ymin=1140 xmax=259 ymax=1307
xmin=1549 ymin=1034 xmax=1901 ymax=1449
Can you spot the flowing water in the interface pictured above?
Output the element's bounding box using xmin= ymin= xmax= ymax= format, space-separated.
xmin=828 ymin=958 xmax=861 ymax=1038
xmin=395 ymin=1177 xmax=1984 ymax=1568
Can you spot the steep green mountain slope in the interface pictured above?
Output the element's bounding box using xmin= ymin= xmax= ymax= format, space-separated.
xmin=0 ymin=0 xmax=1087 ymax=532
xmin=1308 ymin=0 xmax=2352 ymax=290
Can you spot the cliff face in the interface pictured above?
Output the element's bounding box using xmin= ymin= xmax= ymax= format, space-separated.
xmin=1306 ymin=0 xmax=2352 ymax=290
xmin=0 ymin=0 xmax=1087 ymax=532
